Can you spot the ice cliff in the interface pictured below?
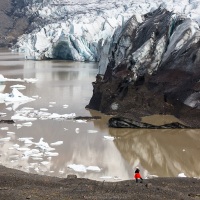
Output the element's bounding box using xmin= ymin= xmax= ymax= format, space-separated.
xmin=13 ymin=0 xmax=200 ymax=62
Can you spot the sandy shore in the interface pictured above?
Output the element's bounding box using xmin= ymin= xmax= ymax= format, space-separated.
xmin=0 ymin=165 xmax=199 ymax=200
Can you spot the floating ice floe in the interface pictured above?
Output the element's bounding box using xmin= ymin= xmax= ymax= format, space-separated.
xmin=32 ymin=95 xmax=40 ymax=98
xmin=4 ymin=88 xmax=35 ymax=103
xmin=1 ymin=88 xmax=36 ymax=110
xmin=12 ymin=114 xmax=37 ymax=121
xmin=67 ymin=164 xmax=101 ymax=173
xmin=17 ymin=147 xmax=31 ymax=151
xmin=0 ymin=137 xmax=11 ymax=142
xmin=67 ymin=164 xmax=87 ymax=173
xmin=63 ymin=104 xmax=68 ymax=108
xmin=48 ymin=113 xmax=76 ymax=120
xmin=86 ymin=166 xmax=101 ymax=172
xmin=103 ymin=136 xmax=115 ymax=141
xmin=41 ymin=161 xmax=50 ymax=165
xmin=0 ymin=84 xmax=6 ymax=93
xmin=0 ymin=127 xmax=9 ymax=130
xmin=44 ymin=152 xmax=59 ymax=157
xmin=87 ymin=130 xmax=98 ymax=133
xmin=6 ymin=107 xmax=12 ymax=111
xmin=0 ymin=93 xmax=9 ymax=103
xmin=0 ymin=112 xmax=7 ymax=117
xmin=7 ymin=132 xmax=15 ymax=135
xmin=50 ymin=141 xmax=63 ymax=146
xmin=12 ymin=144 xmax=20 ymax=149
xmin=12 ymin=107 xmax=76 ymax=121
xmin=76 ymin=119 xmax=87 ymax=123
xmin=35 ymin=138 xmax=55 ymax=152
xmin=24 ymin=78 xmax=38 ymax=83
xmin=18 ymin=137 xmax=34 ymax=144
xmin=40 ymin=108 xmax=48 ymax=111
xmin=178 ymin=173 xmax=187 ymax=177
xmin=10 ymin=84 xmax=26 ymax=90
xmin=22 ymin=122 xmax=33 ymax=127
xmin=75 ymin=128 xmax=80 ymax=134
xmin=49 ymin=102 xmax=56 ymax=104
xmin=0 ymin=74 xmax=23 ymax=82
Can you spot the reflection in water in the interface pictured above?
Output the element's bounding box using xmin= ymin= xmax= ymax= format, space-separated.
xmin=108 ymin=126 xmax=200 ymax=178
xmin=0 ymin=49 xmax=200 ymax=181
xmin=0 ymin=50 xmax=131 ymax=181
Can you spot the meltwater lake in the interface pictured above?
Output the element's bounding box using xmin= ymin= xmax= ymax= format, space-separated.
xmin=0 ymin=49 xmax=200 ymax=181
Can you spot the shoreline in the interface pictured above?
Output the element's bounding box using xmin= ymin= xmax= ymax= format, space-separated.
xmin=0 ymin=165 xmax=199 ymax=200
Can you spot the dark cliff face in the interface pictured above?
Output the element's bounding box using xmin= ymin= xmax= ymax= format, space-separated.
xmin=0 ymin=0 xmax=46 ymax=47
xmin=87 ymin=8 xmax=200 ymax=127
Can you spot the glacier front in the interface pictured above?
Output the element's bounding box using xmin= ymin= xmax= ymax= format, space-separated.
xmin=13 ymin=0 xmax=200 ymax=62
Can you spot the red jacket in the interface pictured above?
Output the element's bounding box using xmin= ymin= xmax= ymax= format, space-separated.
xmin=134 ymin=173 xmax=142 ymax=179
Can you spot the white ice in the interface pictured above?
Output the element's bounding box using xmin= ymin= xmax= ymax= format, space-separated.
xmin=178 ymin=173 xmax=187 ymax=177
xmin=50 ymin=141 xmax=63 ymax=146
xmin=103 ymin=136 xmax=115 ymax=141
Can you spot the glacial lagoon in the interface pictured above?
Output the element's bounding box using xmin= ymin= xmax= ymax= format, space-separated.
xmin=0 ymin=49 xmax=200 ymax=181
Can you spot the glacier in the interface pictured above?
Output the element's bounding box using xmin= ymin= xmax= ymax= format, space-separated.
xmin=13 ymin=0 xmax=200 ymax=63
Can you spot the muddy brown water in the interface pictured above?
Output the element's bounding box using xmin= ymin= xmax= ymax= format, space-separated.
xmin=0 ymin=49 xmax=200 ymax=181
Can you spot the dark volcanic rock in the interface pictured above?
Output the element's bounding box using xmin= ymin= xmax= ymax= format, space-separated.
xmin=0 ymin=0 xmax=47 ymax=47
xmin=108 ymin=117 xmax=191 ymax=128
xmin=87 ymin=7 xmax=200 ymax=127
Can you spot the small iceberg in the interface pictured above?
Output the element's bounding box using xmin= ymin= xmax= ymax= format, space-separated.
xmin=44 ymin=152 xmax=59 ymax=157
xmin=0 ymin=112 xmax=7 ymax=117
xmin=24 ymin=78 xmax=38 ymax=83
xmin=178 ymin=173 xmax=187 ymax=177
xmin=86 ymin=166 xmax=101 ymax=172
xmin=48 ymin=113 xmax=76 ymax=120
xmin=103 ymin=136 xmax=115 ymax=141
xmin=7 ymin=131 xmax=15 ymax=135
xmin=50 ymin=141 xmax=63 ymax=146
xmin=10 ymin=84 xmax=26 ymax=90
xmin=67 ymin=164 xmax=87 ymax=173
xmin=35 ymin=138 xmax=55 ymax=152
xmin=4 ymin=88 xmax=35 ymax=103
xmin=0 ymin=137 xmax=11 ymax=142
xmin=63 ymin=104 xmax=68 ymax=108
xmin=40 ymin=108 xmax=48 ymax=111
xmin=76 ymin=119 xmax=87 ymax=123
xmin=0 ymin=127 xmax=9 ymax=131
xmin=22 ymin=122 xmax=33 ymax=127
xmin=87 ymin=130 xmax=98 ymax=133
xmin=41 ymin=161 xmax=50 ymax=165
xmin=12 ymin=114 xmax=37 ymax=121
xmin=0 ymin=74 xmax=24 ymax=82
xmin=75 ymin=128 xmax=79 ymax=134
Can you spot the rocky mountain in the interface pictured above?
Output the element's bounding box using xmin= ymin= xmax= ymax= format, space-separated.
xmin=87 ymin=7 xmax=200 ymax=128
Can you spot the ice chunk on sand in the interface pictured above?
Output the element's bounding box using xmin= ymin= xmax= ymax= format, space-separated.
xmin=67 ymin=164 xmax=87 ymax=173
xmin=86 ymin=166 xmax=101 ymax=172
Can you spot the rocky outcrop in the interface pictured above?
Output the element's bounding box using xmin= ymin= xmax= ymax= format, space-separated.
xmin=0 ymin=0 xmax=48 ymax=47
xmin=108 ymin=117 xmax=190 ymax=128
xmin=87 ymin=8 xmax=200 ymax=127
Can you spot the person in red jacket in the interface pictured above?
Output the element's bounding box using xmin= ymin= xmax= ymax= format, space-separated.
xmin=134 ymin=167 xmax=143 ymax=183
